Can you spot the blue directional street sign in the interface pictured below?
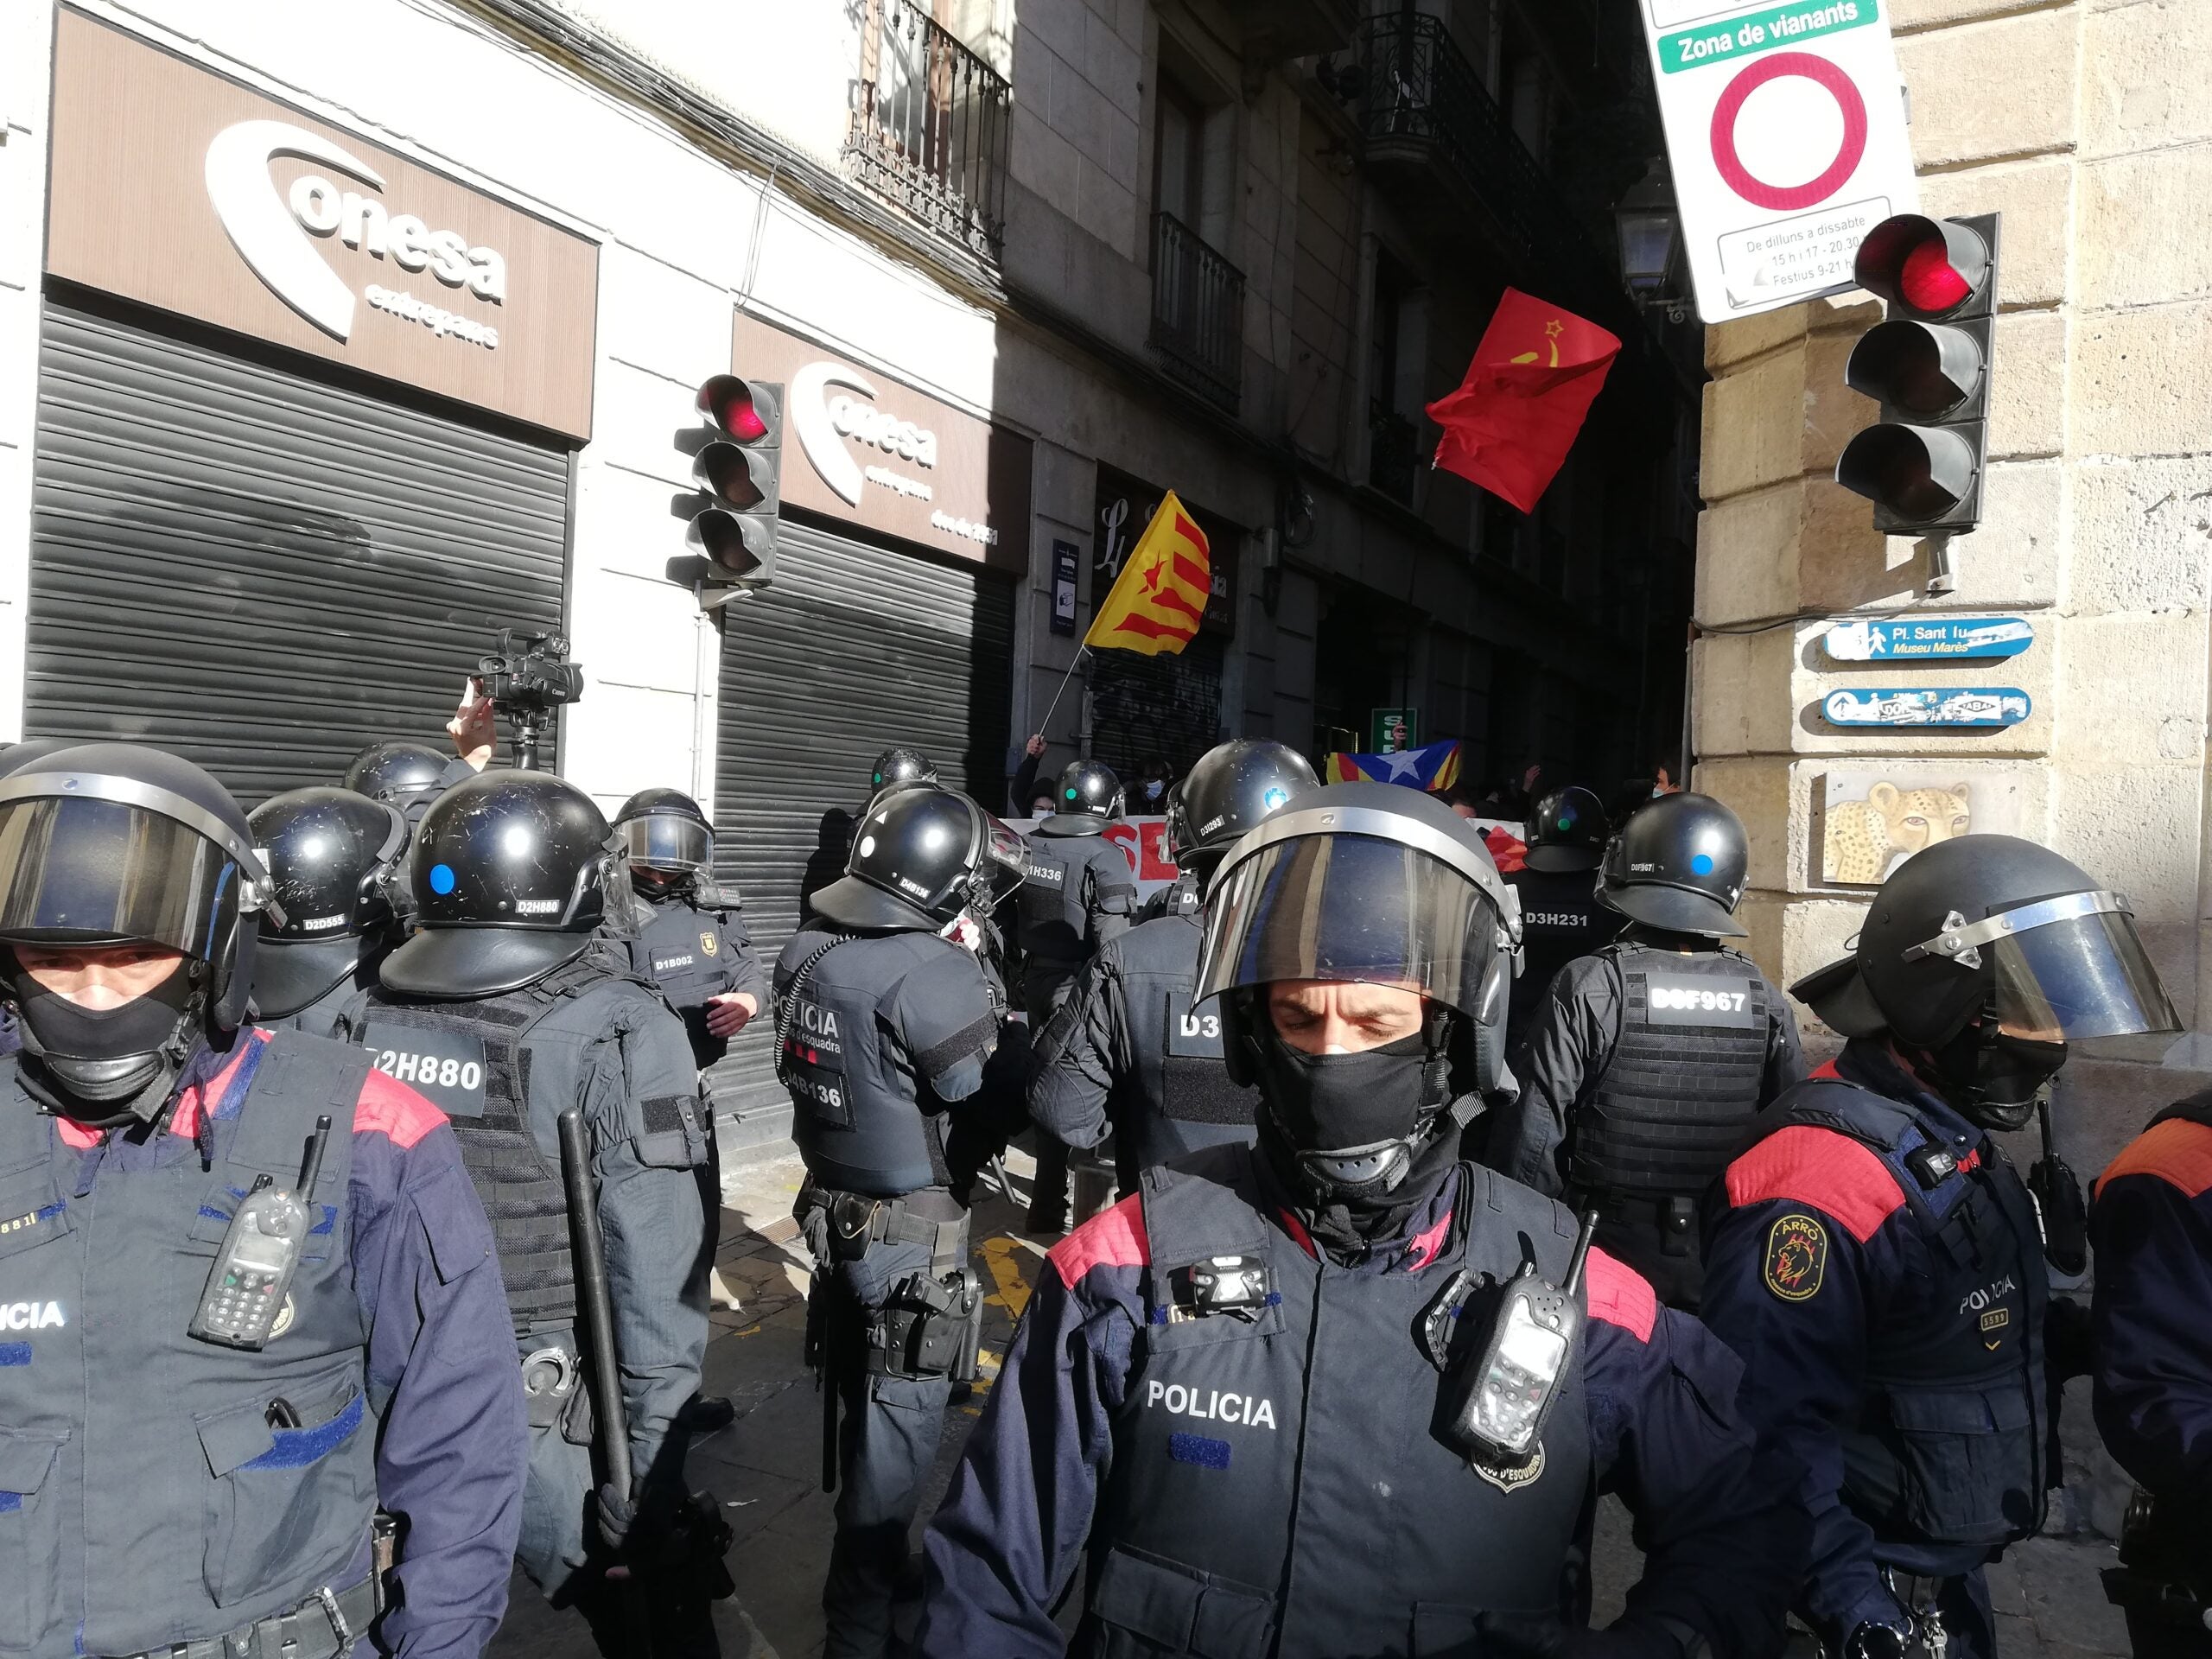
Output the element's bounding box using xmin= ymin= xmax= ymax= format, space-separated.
xmin=1822 ymin=688 xmax=2031 ymax=728
xmin=1823 ymin=616 xmax=2034 ymax=662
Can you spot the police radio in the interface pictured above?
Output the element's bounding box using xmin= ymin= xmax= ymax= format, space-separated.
xmin=1431 ymin=1211 xmax=1597 ymax=1469
xmin=189 ymin=1116 xmax=331 ymax=1351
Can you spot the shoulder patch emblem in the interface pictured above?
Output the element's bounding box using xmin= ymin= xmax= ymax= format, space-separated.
xmin=1764 ymin=1213 xmax=1829 ymax=1301
xmin=700 ymin=931 xmax=719 ymax=957
xmin=1472 ymin=1442 xmax=1545 ymax=1494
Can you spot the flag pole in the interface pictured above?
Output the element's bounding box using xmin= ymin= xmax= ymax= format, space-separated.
xmin=1039 ymin=645 xmax=1089 ymax=741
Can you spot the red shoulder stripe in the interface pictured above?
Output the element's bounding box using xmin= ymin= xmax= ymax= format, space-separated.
xmin=1586 ymin=1247 xmax=1656 ymax=1343
xmin=1047 ymin=1193 xmax=1149 ymax=1289
xmin=353 ymin=1066 xmax=448 ymax=1150
xmin=2097 ymin=1118 xmax=2212 ymax=1202
xmin=1726 ymin=1123 xmax=1904 ymax=1243
xmin=1808 ymin=1058 xmax=1844 ymax=1082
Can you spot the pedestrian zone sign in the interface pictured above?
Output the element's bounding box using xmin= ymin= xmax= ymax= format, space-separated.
xmin=1642 ymin=0 xmax=1918 ymax=323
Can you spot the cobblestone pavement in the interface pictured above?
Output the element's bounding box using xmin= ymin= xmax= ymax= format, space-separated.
xmin=491 ymin=1147 xmax=2135 ymax=1659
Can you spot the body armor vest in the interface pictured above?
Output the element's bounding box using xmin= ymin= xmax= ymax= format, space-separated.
xmin=1108 ymin=913 xmax=1258 ymax=1183
xmin=1504 ymin=866 xmax=1612 ymax=1042
xmin=359 ymin=957 xmax=626 ymax=1332
xmin=1018 ymin=828 xmax=1121 ymax=969
xmin=629 ymin=892 xmax=742 ymax=1069
xmin=2152 ymin=1090 xmax=2212 ymax=1131
xmin=1764 ymin=1077 xmax=2050 ymax=1552
xmin=0 ymin=1033 xmax=378 ymax=1659
xmin=1571 ymin=943 xmax=1774 ymax=1202
xmin=1084 ymin=1148 xmax=1593 ymax=1656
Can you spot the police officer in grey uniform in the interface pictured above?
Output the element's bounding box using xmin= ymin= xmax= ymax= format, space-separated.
xmin=247 ymin=786 xmax=410 ymax=1039
xmin=1503 ymin=785 xmax=1620 ymax=1048
xmin=1492 ymin=791 xmax=1802 ymax=1309
xmin=779 ymin=785 xmax=1022 ymax=1659
xmin=1029 ymin=739 xmax=1317 ymax=1195
xmin=346 ymin=770 xmax=721 ymax=1656
xmin=1016 ymin=758 xmax=1137 ymax=1231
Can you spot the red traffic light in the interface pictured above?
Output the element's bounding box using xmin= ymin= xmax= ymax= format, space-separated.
xmin=1853 ymin=215 xmax=1991 ymax=320
xmin=697 ymin=375 xmax=777 ymax=442
xmin=1835 ymin=423 xmax=1979 ymax=524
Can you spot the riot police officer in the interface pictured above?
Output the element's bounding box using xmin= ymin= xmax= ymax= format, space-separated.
xmin=0 ymin=742 xmax=524 ymax=1659
xmin=346 ymin=770 xmax=721 ymax=1656
xmin=247 ymin=785 xmax=410 ymax=1038
xmin=1703 ymin=835 xmax=2181 ymax=1659
xmin=0 ymin=739 xmax=74 ymax=1056
xmin=2091 ymin=1096 xmax=2212 ymax=1651
xmin=1494 ymin=791 xmax=1802 ymax=1307
xmin=779 ymin=785 xmax=1023 ymax=1659
xmin=344 ymin=737 xmax=477 ymax=829
xmin=1029 ymin=739 xmax=1316 ymax=1195
xmin=917 ymin=782 xmax=1808 ymax=1658
xmin=1016 ymin=757 xmax=1137 ymax=1232
xmin=803 ymin=747 xmax=940 ymax=925
xmin=614 ymin=788 xmax=765 ymax=1072
xmin=1503 ymin=785 xmax=1620 ymax=1047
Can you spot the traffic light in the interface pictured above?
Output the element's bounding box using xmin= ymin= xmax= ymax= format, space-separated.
xmin=678 ymin=375 xmax=781 ymax=607
xmin=1835 ymin=213 xmax=1999 ymax=536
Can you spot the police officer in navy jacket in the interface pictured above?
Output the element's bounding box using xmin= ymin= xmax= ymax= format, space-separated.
xmin=917 ymin=783 xmax=1808 ymax=1659
xmin=1703 ymin=835 xmax=2180 ymax=1659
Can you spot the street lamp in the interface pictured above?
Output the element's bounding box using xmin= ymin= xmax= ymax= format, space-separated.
xmin=1615 ymin=158 xmax=1686 ymax=323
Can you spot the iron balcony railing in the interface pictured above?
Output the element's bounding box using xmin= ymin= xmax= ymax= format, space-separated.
xmin=1368 ymin=401 xmax=1419 ymax=503
xmin=848 ymin=0 xmax=1011 ymax=257
xmin=1360 ymin=14 xmax=1616 ymax=315
xmin=1149 ymin=210 xmax=1246 ymax=411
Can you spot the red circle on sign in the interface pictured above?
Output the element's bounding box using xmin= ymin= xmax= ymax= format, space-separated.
xmin=1708 ymin=52 xmax=1869 ymax=212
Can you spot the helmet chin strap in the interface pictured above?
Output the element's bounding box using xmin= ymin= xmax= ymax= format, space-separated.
xmin=1904 ymin=1017 xmax=2060 ymax=1133
xmin=10 ymin=961 xmax=207 ymax=1128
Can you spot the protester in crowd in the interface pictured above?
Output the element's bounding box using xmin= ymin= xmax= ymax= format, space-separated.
xmin=1131 ymin=752 xmax=1173 ymax=812
xmin=1009 ymin=732 xmax=1047 ymax=817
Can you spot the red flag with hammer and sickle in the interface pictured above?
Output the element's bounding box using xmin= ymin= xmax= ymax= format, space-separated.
xmin=1425 ymin=289 xmax=1621 ymax=513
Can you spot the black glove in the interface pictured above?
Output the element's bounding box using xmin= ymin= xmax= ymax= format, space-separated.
xmin=594 ymin=1482 xmax=636 ymax=1554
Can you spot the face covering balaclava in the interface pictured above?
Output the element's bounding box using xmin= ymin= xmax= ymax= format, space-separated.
xmin=10 ymin=956 xmax=205 ymax=1127
xmin=1907 ymin=1014 xmax=2066 ymax=1133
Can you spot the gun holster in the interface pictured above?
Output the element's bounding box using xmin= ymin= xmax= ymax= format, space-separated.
xmin=869 ymin=1267 xmax=983 ymax=1380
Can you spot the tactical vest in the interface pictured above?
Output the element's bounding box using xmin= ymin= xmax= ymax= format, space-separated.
xmin=1018 ymin=827 xmax=1116 ymax=969
xmin=628 ymin=893 xmax=742 ymax=1069
xmin=1084 ymin=1149 xmax=1593 ymax=1656
xmin=0 ymin=1033 xmax=378 ymax=1659
xmin=780 ymin=928 xmax=982 ymax=1198
xmin=1109 ymin=914 xmax=1258 ymax=1180
xmin=359 ymin=957 xmax=635 ymax=1332
xmin=1570 ymin=944 xmax=1774 ymax=1201
xmin=1504 ymin=866 xmax=1612 ymax=1040
xmin=1766 ymin=1077 xmax=2050 ymax=1552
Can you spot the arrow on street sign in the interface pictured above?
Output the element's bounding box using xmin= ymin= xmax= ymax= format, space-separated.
xmin=1821 ymin=687 xmax=2031 ymax=728
xmin=1822 ymin=616 xmax=2034 ymax=661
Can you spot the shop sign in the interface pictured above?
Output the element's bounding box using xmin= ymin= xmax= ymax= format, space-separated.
xmin=733 ymin=311 xmax=1031 ymax=574
xmin=1370 ymin=709 xmax=1419 ymax=753
xmin=1050 ymin=540 xmax=1080 ymax=635
xmin=1094 ymin=466 xmax=1236 ymax=637
xmin=45 ymin=11 xmax=601 ymax=439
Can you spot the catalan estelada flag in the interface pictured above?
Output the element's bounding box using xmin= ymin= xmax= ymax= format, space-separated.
xmin=1085 ymin=492 xmax=1210 ymax=657
xmin=1325 ymin=740 xmax=1462 ymax=791
xmin=1426 ymin=289 xmax=1620 ymax=512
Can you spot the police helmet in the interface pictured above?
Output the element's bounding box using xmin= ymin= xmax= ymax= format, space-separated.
xmin=1795 ymin=835 xmax=2178 ymax=1082
xmin=1166 ymin=740 xmax=1320 ymax=876
xmin=1041 ymin=759 xmax=1122 ymax=835
xmin=380 ymin=770 xmax=618 ymax=998
xmin=1524 ymin=786 xmax=1608 ymax=874
xmin=246 ymin=787 xmax=410 ymax=1018
xmin=0 ymin=743 xmax=282 ymax=1103
xmin=813 ymin=786 xmax=1027 ymax=933
xmin=0 ymin=739 xmax=76 ymax=778
xmin=1598 ymin=791 xmax=1747 ymax=938
xmin=344 ymin=740 xmax=452 ymax=806
xmin=869 ymin=747 xmax=938 ymax=795
xmin=614 ymin=787 xmax=714 ymax=884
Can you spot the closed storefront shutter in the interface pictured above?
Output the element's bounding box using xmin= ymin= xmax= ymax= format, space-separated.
xmin=709 ymin=518 xmax=1016 ymax=1138
xmin=25 ymin=300 xmax=569 ymax=805
xmin=1086 ymin=632 xmax=1226 ymax=780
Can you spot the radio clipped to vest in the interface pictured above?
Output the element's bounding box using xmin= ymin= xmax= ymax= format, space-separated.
xmin=189 ymin=1115 xmax=331 ymax=1351
xmin=1427 ymin=1211 xmax=1597 ymax=1470
xmin=2028 ymin=1096 xmax=2088 ymax=1276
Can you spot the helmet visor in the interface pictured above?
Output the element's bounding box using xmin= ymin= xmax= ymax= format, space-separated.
xmin=981 ymin=816 xmax=1028 ymax=907
xmin=1196 ymin=833 xmax=1501 ymax=1016
xmin=0 ymin=795 xmax=244 ymax=958
xmin=620 ymin=815 xmax=712 ymax=874
xmin=1989 ymin=907 xmax=2179 ymax=1059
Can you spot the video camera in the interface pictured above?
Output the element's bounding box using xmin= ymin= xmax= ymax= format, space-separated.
xmin=476 ymin=628 xmax=583 ymax=771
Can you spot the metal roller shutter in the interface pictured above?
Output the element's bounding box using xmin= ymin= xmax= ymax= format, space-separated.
xmin=1086 ymin=633 xmax=1227 ymax=781
xmin=26 ymin=300 xmax=569 ymax=806
xmin=709 ymin=519 xmax=1015 ymax=1137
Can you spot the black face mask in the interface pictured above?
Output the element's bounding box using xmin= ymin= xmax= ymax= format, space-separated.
xmin=1917 ymin=1022 xmax=2067 ymax=1132
xmin=10 ymin=958 xmax=203 ymax=1122
xmin=1254 ymin=1028 xmax=1446 ymax=1205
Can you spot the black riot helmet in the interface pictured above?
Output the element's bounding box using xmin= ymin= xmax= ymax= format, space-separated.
xmin=1524 ymin=786 xmax=1608 ymax=874
xmin=1599 ymin=791 xmax=1748 ymax=938
xmin=813 ymin=786 xmax=1027 ymax=933
xmin=246 ymin=787 xmax=410 ymax=1019
xmin=344 ymin=740 xmax=452 ymax=807
xmin=614 ymin=787 xmax=714 ymax=889
xmin=0 ymin=739 xmax=76 ymax=779
xmin=1196 ymin=782 xmax=1522 ymax=1204
xmin=0 ymin=743 xmax=283 ymax=1117
xmin=869 ymin=747 xmax=937 ymax=795
xmin=1166 ymin=740 xmax=1320 ymax=877
xmin=1041 ymin=759 xmax=1123 ymax=835
xmin=380 ymin=770 xmax=619 ymax=999
xmin=1795 ymin=835 xmax=2179 ymax=1127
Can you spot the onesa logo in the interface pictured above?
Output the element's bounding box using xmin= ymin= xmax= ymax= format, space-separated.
xmin=790 ymin=360 xmax=999 ymax=549
xmin=204 ymin=119 xmax=506 ymax=349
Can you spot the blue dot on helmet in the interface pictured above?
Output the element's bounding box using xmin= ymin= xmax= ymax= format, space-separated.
xmin=429 ymin=862 xmax=457 ymax=895
xmin=1690 ymin=853 xmax=1714 ymax=875
xmin=1262 ymin=786 xmax=1287 ymax=810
